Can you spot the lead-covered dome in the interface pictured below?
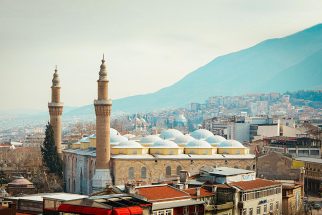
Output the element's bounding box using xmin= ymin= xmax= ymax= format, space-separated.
xmin=110 ymin=135 xmax=128 ymax=146
xmin=186 ymin=140 xmax=212 ymax=148
xmin=174 ymin=135 xmax=195 ymax=146
xmin=113 ymin=140 xmax=143 ymax=148
xmin=150 ymin=140 xmax=179 ymax=148
xmin=190 ymin=129 xmax=214 ymax=140
xmin=206 ymin=135 xmax=226 ymax=144
xmin=218 ymin=140 xmax=245 ymax=148
xmin=140 ymin=135 xmax=162 ymax=146
xmin=160 ymin=129 xmax=183 ymax=140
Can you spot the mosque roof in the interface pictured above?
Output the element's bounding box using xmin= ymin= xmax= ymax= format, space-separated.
xmin=140 ymin=135 xmax=162 ymax=145
xmin=113 ymin=141 xmax=143 ymax=148
xmin=80 ymin=136 xmax=90 ymax=143
xmin=160 ymin=129 xmax=183 ymax=140
xmin=150 ymin=140 xmax=179 ymax=148
xmin=190 ymin=129 xmax=214 ymax=140
xmin=173 ymin=135 xmax=195 ymax=145
xmin=110 ymin=135 xmax=128 ymax=145
xmin=186 ymin=140 xmax=212 ymax=148
xmin=205 ymin=135 xmax=226 ymax=144
xmin=8 ymin=176 xmax=33 ymax=186
xmin=218 ymin=140 xmax=245 ymax=148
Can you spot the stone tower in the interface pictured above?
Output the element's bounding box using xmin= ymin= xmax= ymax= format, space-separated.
xmin=48 ymin=67 xmax=63 ymax=155
xmin=92 ymin=55 xmax=113 ymax=190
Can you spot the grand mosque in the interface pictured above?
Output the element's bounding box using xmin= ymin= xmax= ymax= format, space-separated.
xmin=48 ymin=57 xmax=255 ymax=195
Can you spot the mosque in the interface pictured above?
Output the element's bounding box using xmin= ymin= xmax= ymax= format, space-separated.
xmin=48 ymin=57 xmax=256 ymax=195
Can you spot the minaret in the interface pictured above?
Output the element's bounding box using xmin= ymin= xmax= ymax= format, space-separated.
xmin=48 ymin=66 xmax=63 ymax=155
xmin=92 ymin=55 xmax=113 ymax=190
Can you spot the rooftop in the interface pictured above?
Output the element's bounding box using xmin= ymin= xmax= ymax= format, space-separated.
xmin=184 ymin=187 xmax=214 ymax=198
xmin=229 ymin=178 xmax=281 ymax=191
xmin=295 ymin=157 xmax=322 ymax=164
xmin=135 ymin=184 xmax=191 ymax=202
xmin=202 ymin=167 xmax=255 ymax=176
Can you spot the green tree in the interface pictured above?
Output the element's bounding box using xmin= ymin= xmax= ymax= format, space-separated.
xmin=41 ymin=122 xmax=62 ymax=178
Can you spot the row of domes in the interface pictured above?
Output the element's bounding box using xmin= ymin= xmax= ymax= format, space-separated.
xmin=77 ymin=128 xmax=246 ymax=149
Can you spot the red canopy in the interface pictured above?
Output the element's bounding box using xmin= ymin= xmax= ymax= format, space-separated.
xmin=112 ymin=207 xmax=131 ymax=215
xmin=128 ymin=206 xmax=143 ymax=215
xmin=58 ymin=204 xmax=112 ymax=215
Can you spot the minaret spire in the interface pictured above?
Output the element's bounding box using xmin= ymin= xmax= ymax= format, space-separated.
xmin=48 ymin=66 xmax=63 ymax=155
xmin=92 ymin=55 xmax=113 ymax=191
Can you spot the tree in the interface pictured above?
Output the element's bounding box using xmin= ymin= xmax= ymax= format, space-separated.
xmin=41 ymin=122 xmax=62 ymax=178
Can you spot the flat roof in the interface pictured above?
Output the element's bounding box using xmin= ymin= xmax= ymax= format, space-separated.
xmin=152 ymin=199 xmax=204 ymax=210
xmin=295 ymin=157 xmax=322 ymax=164
xmin=6 ymin=193 xmax=88 ymax=202
xmin=205 ymin=167 xmax=255 ymax=176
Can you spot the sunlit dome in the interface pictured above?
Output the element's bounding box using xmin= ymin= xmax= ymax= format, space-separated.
xmin=113 ymin=140 xmax=143 ymax=148
xmin=150 ymin=140 xmax=179 ymax=148
xmin=186 ymin=139 xmax=212 ymax=148
xmin=80 ymin=136 xmax=90 ymax=143
xmin=160 ymin=129 xmax=183 ymax=140
xmin=174 ymin=135 xmax=195 ymax=145
xmin=123 ymin=134 xmax=136 ymax=139
xmin=205 ymin=135 xmax=226 ymax=144
xmin=190 ymin=129 xmax=214 ymax=140
xmin=110 ymin=128 xmax=119 ymax=136
xmin=89 ymin=134 xmax=96 ymax=139
xmin=218 ymin=140 xmax=245 ymax=148
xmin=110 ymin=135 xmax=128 ymax=146
xmin=140 ymin=135 xmax=162 ymax=145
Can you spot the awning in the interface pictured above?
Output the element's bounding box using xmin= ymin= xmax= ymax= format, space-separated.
xmin=58 ymin=204 xmax=112 ymax=215
xmin=112 ymin=207 xmax=131 ymax=215
xmin=128 ymin=206 xmax=143 ymax=215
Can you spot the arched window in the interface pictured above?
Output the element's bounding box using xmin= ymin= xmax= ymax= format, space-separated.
xmin=128 ymin=167 xmax=134 ymax=179
xmin=73 ymin=179 xmax=76 ymax=193
xmin=141 ymin=167 xmax=147 ymax=179
xmin=166 ymin=166 xmax=171 ymax=176
xmin=176 ymin=166 xmax=182 ymax=175
xmin=68 ymin=178 xmax=71 ymax=192
xmin=80 ymin=169 xmax=83 ymax=194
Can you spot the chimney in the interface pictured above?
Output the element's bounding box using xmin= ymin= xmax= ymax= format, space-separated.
xmin=179 ymin=170 xmax=189 ymax=184
xmin=196 ymin=187 xmax=201 ymax=196
xmin=125 ymin=183 xmax=136 ymax=194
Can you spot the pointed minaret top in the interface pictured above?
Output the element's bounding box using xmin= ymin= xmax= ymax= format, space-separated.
xmin=99 ymin=54 xmax=108 ymax=81
xmin=52 ymin=66 xmax=60 ymax=87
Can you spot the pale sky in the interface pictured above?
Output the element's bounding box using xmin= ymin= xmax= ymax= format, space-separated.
xmin=1 ymin=0 xmax=322 ymax=111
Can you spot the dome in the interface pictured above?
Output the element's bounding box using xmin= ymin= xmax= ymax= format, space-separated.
xmin=205 ymin=135 xmax=226 ymax=144
xmin=110 ymin=135 xmax=128 ymax=145
xmin=110 ymin=128 xmax=119 ymax=136
xmin=89 ymin=134 xmax=96 ymax=139
xmin=123 ymin=133 xmax=136 ymax=139
xmin=80 ymin=136 xmax=90 ymax=143
xmin=190 ymin=129 xmax=214 ymax=140
xmin=8 ymin=176 xmax=33 ymax=186
xmin=140 ymin=135 xmax=162 ymax=145
xmin=160 ymin=129 xmax=183 ymax=140
xmin=113 ymin=140 xmax=143 ymax=148
xmin=186 ymin=139 xmax=212 ymax=148
xmin=173 ymin=135 xmax=195 ymax=145
xmin=218 ymin=140 xmax=245 ymax=148
xmin=151 ymin=140 xmax=179 ymax=148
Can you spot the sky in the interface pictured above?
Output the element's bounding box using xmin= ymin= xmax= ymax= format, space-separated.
xmin=1 ymin=0 xmax=322 ymax=111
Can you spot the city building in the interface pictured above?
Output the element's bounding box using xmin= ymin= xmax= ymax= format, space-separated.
xmin=281 ymin=181 xmax=303 ymax=215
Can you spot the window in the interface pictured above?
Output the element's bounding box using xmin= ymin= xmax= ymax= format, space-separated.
xmin=128 ymin=167 xmax=134 ymax=179
xmin=176 ymin=166 xmax=182 ymax=175
xmin=141 ymin=167 xmax=147 ymax=179
xmin=183 ymin=206 xmax=188 ymax=215
xmin=256 ymin=206 xmax=261 ymax=214
xmin=276 ymin=201 xmax=279 ymax=210
xmin=166 ymin=166 xmax=171 ymax=176
xmin=165 ymin=209 xmax=172 ymax=215
xmin=242 ymin=208 xmax=246 ymax=215
xmin=263 ymin=205 xmax=267 ymax=213
xmin=270 ymin=203 xmax=273 ymax=212
xmin=249 ymin=208 xmax=253 ymax=215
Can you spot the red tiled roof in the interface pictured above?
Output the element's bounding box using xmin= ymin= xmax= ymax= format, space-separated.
xmin=183 ymin=187 xmax=214 ymax=199
xmin=136 ymin=185 xmax=191 ymax=202
xmin=229 ymin=179 xmax=281 ymax=191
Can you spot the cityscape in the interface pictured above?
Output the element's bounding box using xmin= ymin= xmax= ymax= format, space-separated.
xmin=0 ymin=1 xmax=322 ymax=215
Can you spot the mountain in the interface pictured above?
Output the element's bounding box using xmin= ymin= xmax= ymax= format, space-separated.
xmin=69 ymin=24 xmax=322 ymax=115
